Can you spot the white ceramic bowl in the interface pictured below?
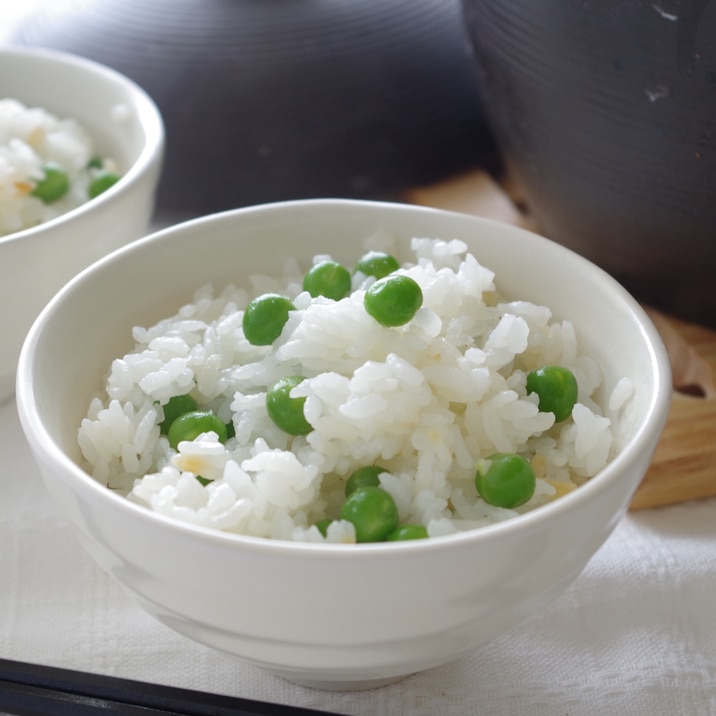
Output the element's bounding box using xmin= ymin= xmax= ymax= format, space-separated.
xmin=16 ymin=199 xmax=671 ymax=690
xmin=0 ymin=46 xmax=164 ymax=401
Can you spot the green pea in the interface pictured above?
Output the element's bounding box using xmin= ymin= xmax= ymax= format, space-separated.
xmin=364 ymin=274 xmax=423 ymax=327
xmin=266 ymin=375 xmax=312 ymax=435
xmin=526 ymin=365 xmax=579 ymax=423
xmin=88 ymin=168 xmax=121 ymax=198
xmin=159 ymin=393 xmax=198 ymax=434
xmin=386 ymin=524 xmax=429 ymax=541
xmin=315 ymin=518 xmax=332 ymax=537
xmin=31 ymin=165 xmax=69 ymax=203
xmin=303 ymin=260 xmax=352 ymax=301
xmin=225 ymin=419 xmax=236 ymax=440
xmin=340 ymin=486 xmax=399 ymax=543
xmin=475 ymin=453 xmax=536 ymax=509
xmin=167 ymin=410 xmax=228 ymax=449
xmin=242 ymin=293 xmax=295 ymax=346
xmin=354 ymin=251 xmax=400 ymax=280
xmin=87 ymin=156 xmax=104 ymax=170
xmin=345 ymin=465 xmax=386 ymax=497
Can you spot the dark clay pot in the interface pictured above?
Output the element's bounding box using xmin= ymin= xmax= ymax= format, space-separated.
xmin=462 ymin=0 xmax=716 ymax=327
xmin=9 ymin=0 xmax=493 ymax=214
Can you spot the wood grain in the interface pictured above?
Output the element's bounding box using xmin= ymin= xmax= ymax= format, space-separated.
xmin=403 ymin=170 xmax=716 ymax=510
xmin=629 ymin=312 xmax=716 ymax=510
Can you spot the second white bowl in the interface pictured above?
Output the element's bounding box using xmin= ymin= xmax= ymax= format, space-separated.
xmin=0 ymin=46 xmax=164 ymax=401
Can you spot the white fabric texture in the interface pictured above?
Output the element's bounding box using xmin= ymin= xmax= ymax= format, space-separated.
xmin=1 ymin=396 xmax=715 ymax=715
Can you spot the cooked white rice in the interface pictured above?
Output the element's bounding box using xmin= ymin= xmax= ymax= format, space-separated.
xmin=0 ymin=98 xmax=119 ymax=236
xmin=78 ymin=236 xmax=631 ymax=543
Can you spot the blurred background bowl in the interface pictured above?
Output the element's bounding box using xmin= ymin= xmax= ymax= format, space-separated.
xmin=0 ymin=45 xmax=164 ymax=401
xmin=16 ymin=199 xmax=671 ymax=689
xmin=461 ymin=0 xmax=716 ymax=328
xmin=7 ymin=0 xmax=495 ymax=214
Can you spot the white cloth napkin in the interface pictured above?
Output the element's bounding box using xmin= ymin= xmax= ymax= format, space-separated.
xmin=1 ymin=395 xmax=715 ymax=715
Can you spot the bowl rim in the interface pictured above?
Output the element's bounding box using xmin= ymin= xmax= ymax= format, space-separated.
xmin=0 ymin=44 xmax=165 ymax=247
xmin=15 ymin=198 xmax=673 ymax=558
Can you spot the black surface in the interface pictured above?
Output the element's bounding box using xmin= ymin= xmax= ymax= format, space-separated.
xmin=0 ymin=659 xmax=344 ymax=716
xmin=9 ymin=0 xmax=494 ymax=213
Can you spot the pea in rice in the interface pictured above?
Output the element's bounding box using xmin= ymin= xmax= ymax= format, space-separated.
xmin=0 ymin=98 xmax=120 ymax=237
xmin=77 ymin=236 xmax=632 ymax=543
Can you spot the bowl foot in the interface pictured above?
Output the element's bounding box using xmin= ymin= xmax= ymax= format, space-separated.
xmin=269 ymin=669 xmax=413 ymax=692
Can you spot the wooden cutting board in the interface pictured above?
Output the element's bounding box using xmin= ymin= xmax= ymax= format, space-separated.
xmin=403 ymin=170 xmax=716 ymax=510
xmin=629 ymin=310 xmax=716 ymax=509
